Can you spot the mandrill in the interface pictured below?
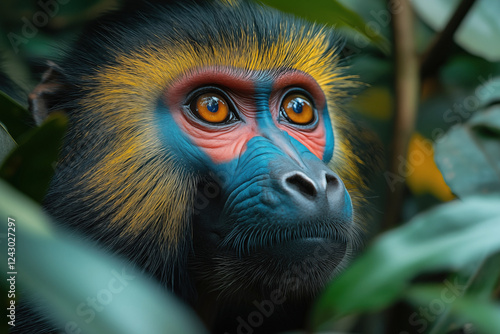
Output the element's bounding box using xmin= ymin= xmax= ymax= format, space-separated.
xmin=19 ymin=0 xmax=379 ymax=333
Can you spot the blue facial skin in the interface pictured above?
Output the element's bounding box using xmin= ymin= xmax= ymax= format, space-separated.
xmin=155 ymin=73 xmax=352 ymax=251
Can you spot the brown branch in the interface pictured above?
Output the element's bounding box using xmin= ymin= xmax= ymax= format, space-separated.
xmin=420 ymin=0 xmax=478 ymax=79
xmin=382 ymin=0 xmax=419 ymax=231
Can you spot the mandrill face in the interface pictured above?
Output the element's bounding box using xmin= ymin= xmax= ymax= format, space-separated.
xmin=175 ymin=67 xmax=358 ymax=298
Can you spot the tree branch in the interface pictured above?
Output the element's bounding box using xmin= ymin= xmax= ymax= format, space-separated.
xmin=383 ymin=0 xmax=419 ymax=231
xmin=420 ymin=0 xmax=478 ymax=79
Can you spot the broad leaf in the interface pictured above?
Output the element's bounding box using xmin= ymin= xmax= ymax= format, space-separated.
xmin=0 ymin=180 xmax=206 ymax=334
xmin=426 ymin=253 xmax=500 ymax=334
xmin=412 ymin=0 xmax=500 ymax=61
xmin=259 ymin=0 xmax=390 ymax=54
xmin=406 ymin=285 xmax=500 ymax=334
xmin=0 ymin=112 xmax=67 ymax=202
xmin=311 ymin=195 xmax=500 ymax=329
xmin=434 ymin=103 xmax=500 ymax=197
xmin=0 ymin=122 xmax=16 ymax=163
xmin=0 ymin=90 xmax=32 ymax=142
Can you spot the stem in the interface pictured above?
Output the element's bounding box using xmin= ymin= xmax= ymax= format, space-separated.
xmin=420 ymin=0 xmax=478 ymax=79
xmin=382 ymin=0 xmax=419 ymax=231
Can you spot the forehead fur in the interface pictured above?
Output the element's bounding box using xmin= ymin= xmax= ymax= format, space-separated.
xmin=64 ymin=0 xmax=357 ymax=151
xmin=62 ymin=0 xmax=353 ymax=99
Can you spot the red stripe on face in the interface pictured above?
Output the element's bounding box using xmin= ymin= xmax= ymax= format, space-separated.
xmin=164 ymin=68 xmax=329 ymax=164
xmin=164 ymin=68 xmax=260 ymax=164
xmin=165 ymin=67 xmax=256 ymax=105
xmin=271 ymin=72 xmax=328 ymax=160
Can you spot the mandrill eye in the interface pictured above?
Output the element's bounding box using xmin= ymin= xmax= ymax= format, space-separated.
xmin=192 ymin=93 xmax=231 ymax=124
xmin=281 ymin=93 xmax=316 ymax=125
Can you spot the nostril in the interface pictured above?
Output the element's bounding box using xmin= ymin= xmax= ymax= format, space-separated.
xmin=325 ymin=172 xmax=339 ymax=187
xmin=285 ymin=173 xmax=318 ymax=197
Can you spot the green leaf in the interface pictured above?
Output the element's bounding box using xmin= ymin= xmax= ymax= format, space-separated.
xmin=0 ymin=180 xmax=206 ymax=334
xmin=259 ymin=0 xmax=390 ymax=54
xmin=425 ymin=254 xmax=500 ymax=334
xmin=0 ymin=90 xmax=32 ymax=142
xmin=311 ymin=195 xmax=500 ymax=329
xmin=475 ymin=77 xmax=500 ymax=109
xmin=440 ymin=57 xmax=500 ymax=91
xmin=0 ymin=112 xmax=67 ymax=202
xmin=434 ymin=103 xmax=500 ymax=197
xmin=406 ymin=285 xmax=500 ymax=334
xmin=412 ymin=0 xmax=500 ymax=61
xmin=465 ymin=253 xmax=500 ymax=300
xmin=0 ymin=122 xmax=16 ymax=163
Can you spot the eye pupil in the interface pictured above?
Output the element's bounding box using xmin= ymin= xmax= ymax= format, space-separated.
xmin=292 ymin=99 xmax=303 ymax=114
xmin=206 ymin=98 xmax=219 ymax=113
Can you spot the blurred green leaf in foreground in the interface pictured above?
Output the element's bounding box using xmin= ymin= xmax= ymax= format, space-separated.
xmin=312 ymin=195 xmax=500 ymax=332
xmin=0 ymin=180 xmax=207 ymax=334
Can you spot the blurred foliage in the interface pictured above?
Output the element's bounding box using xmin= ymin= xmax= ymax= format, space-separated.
xmin=0 ymin=111 xmax=66 ymax=203
xmin=0 ymin=123 xmax=15 ymax=163
xmin=0 ymin=180 xmax=207 ymax=334
xmin=312 ymin=195 xmax=500 ymax=331
xmin=0 ymin=0 xmax=499 ymax=334
xmin=412 ymin=0 xmax=500 ymax=62
xmin=406 ymin=133 xmax=454 ymax=202
xmin=435 ymin=101 xmax=500 ymax=197
xmin=260 ymin=0 xmax=390 ymax=54
xmin=0 ymin=91 xmax=32 ymax=142
xmin=406 ymin=284 xmax=500 ymax=334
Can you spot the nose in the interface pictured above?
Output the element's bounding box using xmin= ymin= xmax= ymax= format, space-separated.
xmin=267 ymin=156 xmax=351 ymax=223
xmin=282 ymin=169 xmax=345 ymax=205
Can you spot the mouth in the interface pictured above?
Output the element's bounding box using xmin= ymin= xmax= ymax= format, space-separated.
xmin=205 ymin=235 xmax=350 ymax=299
xmin=191 ymin=223 xmax=357 ymax=300
xmin=256 ymin=237 xmax=348 ymax=264
xmin=218 ymin=219 xmax=357 ymax=259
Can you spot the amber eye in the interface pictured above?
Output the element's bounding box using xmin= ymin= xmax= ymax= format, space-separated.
xmin=194 ymin=93 xmax=230 ymax=123
xmin=281 ymin=94 xmax=315 ymax=125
